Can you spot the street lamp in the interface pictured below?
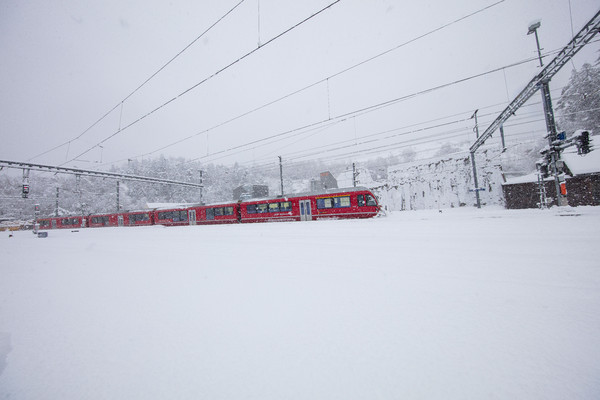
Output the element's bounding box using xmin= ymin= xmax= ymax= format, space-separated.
xmin=527 ymin=20 xmax=543 ymax=67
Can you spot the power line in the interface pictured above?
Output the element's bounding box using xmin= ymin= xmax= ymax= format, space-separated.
xmin=181 ymin=54 xmax=544 ymax=165
xmin=28 ymin=0 xmax=247 ymax=163
xmin=63 ymin=0 xmax=344 ymax=167
xmin=104 ymin=0 xmax=508 ymax=166
xmin=199 ymin=72 xmax=574 ymax=167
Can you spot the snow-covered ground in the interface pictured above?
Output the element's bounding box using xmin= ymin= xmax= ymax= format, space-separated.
xmin=1 ymin=207 xmax=599 ymax=399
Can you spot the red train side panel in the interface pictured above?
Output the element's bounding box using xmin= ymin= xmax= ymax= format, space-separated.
xmin=153 ymin=208 xmax=189 ymax=227
xmin=239 ymin=187 xmax=379 ymax=223
xmin=38 ymin=216 xmax=84 ymax=229
xmin=239 ymin=199 xmax=296 ymax=223
xmin=36 ymin=187 xmax=379 ymax=230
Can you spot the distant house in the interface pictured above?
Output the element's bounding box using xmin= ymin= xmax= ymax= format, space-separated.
xmin=310 ymin=171 xmax=338 ymax=191
xmin=502 ymin=137 xmax=600 ymax=208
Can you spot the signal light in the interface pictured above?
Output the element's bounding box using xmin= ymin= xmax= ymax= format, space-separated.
xmin=22 ymin=184 xmax=30 ymax=198
xmin=578 ymin=130 xmax=591 ymax=155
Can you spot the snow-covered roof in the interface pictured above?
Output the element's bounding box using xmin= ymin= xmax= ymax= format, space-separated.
xmin=504 ymin=173 xmax=554 ymax=185
xmin=504 ymin=135 xmax=599 ymax=184
xmin=561 ymin=136 xmax=600 ymax=175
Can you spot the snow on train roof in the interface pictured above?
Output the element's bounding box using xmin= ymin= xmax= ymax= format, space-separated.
xmin=239 ymin=186 xmax=372 ymax=202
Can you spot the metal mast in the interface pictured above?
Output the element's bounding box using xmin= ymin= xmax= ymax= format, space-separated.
xmin=469 ymin=10 xmax=600 ymax=207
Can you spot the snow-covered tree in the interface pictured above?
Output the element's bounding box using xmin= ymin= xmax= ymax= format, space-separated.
xmin=557 ymin=62 xmax=600 ymax=134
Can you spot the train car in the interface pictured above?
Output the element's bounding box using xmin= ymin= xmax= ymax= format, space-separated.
xmin=124 ymin=211 xmax=154 ymax=227
xmin=38 ymin=216 xmax=85 ymax=230
xmin=310 ymin=187 xmax=379 ymax=220
xmin=88 ymin=213 xmax=119 ymax=228
xmin=192 ymin=203 xmax=240 ymax=225
xmin=88 ymin=211 xmax=154 ymax=227
xmin=35 ymin=187 xmax=379 ymax=230
xmin=153 ymin=208 xmax=190 ymax=227
xmin=239 ymin=198 xmax=296 ymax=223
xmin=239 ymin=187 xmax=379 ymax=223
xmin=36 ymin=218 xmax=54 ymax=230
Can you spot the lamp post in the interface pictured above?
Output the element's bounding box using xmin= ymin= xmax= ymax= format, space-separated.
xmin=527 ymin=21 xmax=566 ymax=206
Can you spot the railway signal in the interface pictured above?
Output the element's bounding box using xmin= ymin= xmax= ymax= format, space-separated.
xmin=576 ymin=130 xmax=591 ymax=155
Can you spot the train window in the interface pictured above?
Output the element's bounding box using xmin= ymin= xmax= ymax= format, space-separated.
xmin=246 ymin=204 xmax=257 ymax=214
xmin=335 ymin=196 xmax=351 ymax=208
xmin=93 ymin=216 xmax=110 ymax=224
xmin=211 ymin=207 xmax=232 ymax=217
xmin=39 ymin=220 xmax=50 ymax=227
xmin=280 ymin=201 xmax=291 ymax=212
xmin=132 ymin=213 xmax=149 ymax=222
xmin=257 ymin=204 xmax=268 ymax=213
xmin=316 ymin=198 xmax=334 ymax=209
xmin=358 ymin=194 xmax=376 ymax=207
xmin=268 ymin=203 xmax=280 ymax=213
xmin=175 ymin=211 xmax=188 ymax=221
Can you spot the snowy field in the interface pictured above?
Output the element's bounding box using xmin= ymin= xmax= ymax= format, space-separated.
xmin=1 ymin=207 xmax=599 ymax=399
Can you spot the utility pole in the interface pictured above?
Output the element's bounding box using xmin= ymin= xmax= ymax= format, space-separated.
xmin=278 ymin=156 xmax=284 ymax=196
xmin=471 ymin=109 xmax=480 ymax=139
xmin=75 ymin=174 xmax=83 ymax=215
xmin=468 ymin=10 xmax=600 ymax=210
xmin=471 ymin=110 xmax=482 ymax=208
xmin=352 ymin=163 xmax=360 ymax=187
xmin=199 ymin=170 xmax=204 ymax=205
xmin=55 ymin=187 xmax=59 ymax=217
xmin=528 ymin=21 xmax=566 ymax=206
xmin=470 ymin=152 xmax=481 ymax=208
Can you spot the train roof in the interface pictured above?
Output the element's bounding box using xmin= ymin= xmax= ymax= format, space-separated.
xmin=239 ymin=186 xmax=372 ymax=202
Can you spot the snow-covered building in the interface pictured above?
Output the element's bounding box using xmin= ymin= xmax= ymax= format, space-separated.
xmin=503 ymin=136 xmax=600 ymax=208
xmin=373 ymin=148 xmax=504 ymax=211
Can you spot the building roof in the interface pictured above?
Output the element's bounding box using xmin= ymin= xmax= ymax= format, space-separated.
xmin=561 ymin=136 xmax=600 ymax=175
xmin=504 ymin=135 xmax=599 ymax=185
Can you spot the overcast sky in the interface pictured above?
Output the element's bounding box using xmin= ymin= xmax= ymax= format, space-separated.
xmin=1 ymin=0 xmax=599 ymax=172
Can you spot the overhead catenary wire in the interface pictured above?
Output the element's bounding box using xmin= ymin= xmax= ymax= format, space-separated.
xmin=178 ymin=53 xmax=549 ymax=166
xmin=104 ymin=0 xmax=508 ymax=167
xmin=62 ymin=0 xmax=344 ymax=167
xmin=27 ymin=0 xmax=248 ymax=163
xmin=187 ymin=51 xmax=581 ymax=167
xmin=231 ymin=95 xmax=589 ymax=173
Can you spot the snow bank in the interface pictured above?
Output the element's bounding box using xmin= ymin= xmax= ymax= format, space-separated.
xmin=1 ymin=207 xmax=599 ymax=399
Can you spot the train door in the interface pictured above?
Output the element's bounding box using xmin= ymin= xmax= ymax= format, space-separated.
xmin=189 ymin=210 xmax=197 ymax=225
xmin=299 ymin=200 xmax=312 ymax=221
xmin=51 ymin=219 xmax=57 ymax=229
xmin=206 ymin=208 xmax=214 ymax=221
xmin=118 ymin=215 xmax=124 ymax=227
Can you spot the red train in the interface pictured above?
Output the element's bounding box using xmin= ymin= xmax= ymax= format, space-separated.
xmin=37 ymin=187 xmax=380 ymax=230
